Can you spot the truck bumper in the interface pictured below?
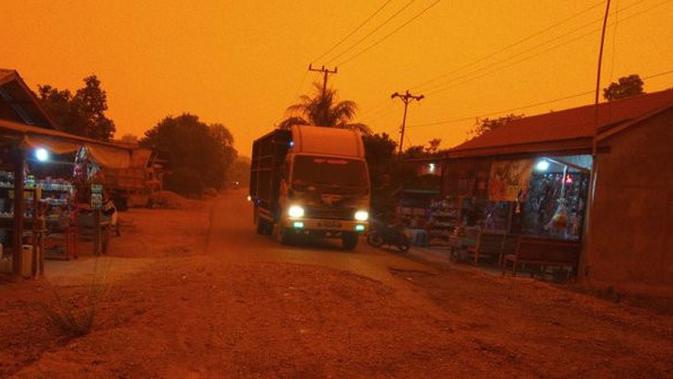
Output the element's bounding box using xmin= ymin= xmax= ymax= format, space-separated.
xmin=281 ymin=218 xmax=368 ymax=234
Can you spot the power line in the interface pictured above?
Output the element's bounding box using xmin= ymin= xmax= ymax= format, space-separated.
xmin=363 ymin=0 xmax=610 ymax=118
xmin=423 ymin=0 xmax=671 ymax=96
xmin=365 ymin=0 xmax=668 ymax=125
xmin=336 ymin=0 xmax=443 ymax=67
xmin=311 ymin=0 xmax=395 ymax=64
xmin=406 ymin=68 xmax=673 ymax=128
xmin=409 ymin=0 xmax=608 ymax=91
xmin=326 ymin=0 xmax=418 ymax=65
xmin=423 ymin=0 xmax=655 ymax=95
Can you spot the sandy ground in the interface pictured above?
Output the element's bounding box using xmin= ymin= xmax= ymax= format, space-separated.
xmin=1 ymin=190 xmax=672 ymax=378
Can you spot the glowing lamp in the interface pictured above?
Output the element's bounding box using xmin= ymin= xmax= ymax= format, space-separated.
xmin=288 ymin=205 xmax=305 ymax=218
xmin=35 ymin=148 xmax=49 ymax=162
xmin=535 ymin=160 xmax=550 ymax=172
xmin=354 ymin=210 xmax=369 ymax=221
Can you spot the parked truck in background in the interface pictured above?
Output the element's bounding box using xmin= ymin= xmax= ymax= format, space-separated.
xmin=250 ymin=125 xmax=370 ymax=250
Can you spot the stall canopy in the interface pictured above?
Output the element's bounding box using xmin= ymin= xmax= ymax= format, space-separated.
xmin=0 ymin=118 xmax=133 ymax=169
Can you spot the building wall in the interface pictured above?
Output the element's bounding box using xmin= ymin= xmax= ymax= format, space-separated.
xmin=587 ymin=108 xmax=673 ymax=293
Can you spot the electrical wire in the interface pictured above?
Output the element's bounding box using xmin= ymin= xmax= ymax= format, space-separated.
xmin=335 ymin=0 xmax=443 ymax=67
xmin=364 ymin=0 xmax=670 ymax=127
xmin=326 ymin=0 xmax=418 ymax=65
xmin=406 ymin=68 xmax=673 ymax=128
xmin=423 ymin=0 xmax=672 ymax=96
xmin=362 ymin=0 xmax=612 ymax=119
xmin=311 ymin=0 xmax=395 ymax=64
xmin=409 ymin=0 xmax=608 ymax=91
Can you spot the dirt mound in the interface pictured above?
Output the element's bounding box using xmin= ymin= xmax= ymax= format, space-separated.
xmin=149 ymin=191 xmax=203 ymax=210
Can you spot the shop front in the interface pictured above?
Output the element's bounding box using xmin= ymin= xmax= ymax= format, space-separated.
xmin=0 ymin=119 xmax=133 ymax=278
xmin=439 ymin=88 xmax=673 ymax=280
xmin=440 ymin=153 xmax=592 ymax=273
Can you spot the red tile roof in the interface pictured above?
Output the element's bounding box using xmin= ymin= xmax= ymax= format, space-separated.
xmin=449 ymin=89 xmax=673 ymax=157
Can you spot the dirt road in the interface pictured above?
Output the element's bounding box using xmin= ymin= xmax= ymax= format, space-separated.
xmin=2 ymin=191 xmax=672 ymax=378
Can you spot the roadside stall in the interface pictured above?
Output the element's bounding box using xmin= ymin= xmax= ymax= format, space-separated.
xmin=0 ymin=119 xmax=133 ymax=278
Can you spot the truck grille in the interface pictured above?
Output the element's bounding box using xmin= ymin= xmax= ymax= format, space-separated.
xmin=304 ymin=207 xmax=354 ymax=220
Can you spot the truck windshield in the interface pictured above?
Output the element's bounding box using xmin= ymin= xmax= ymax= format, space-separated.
xmin=292 ymin=156 xmax=367 ymax=188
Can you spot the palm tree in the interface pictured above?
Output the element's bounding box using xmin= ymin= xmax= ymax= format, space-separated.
xmin=279 ymin=82 xmax=371 ymax=135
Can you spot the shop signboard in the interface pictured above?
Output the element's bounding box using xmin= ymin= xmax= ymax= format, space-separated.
xmin=91 ymin=184 xmax=104 ymax=210
xmin=488 ymin=159 xmax=533 ymax=202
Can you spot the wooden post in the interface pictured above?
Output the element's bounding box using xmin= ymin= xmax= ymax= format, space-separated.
xmin=31 ymin=195 xmax=38 ymax=278
xmin=93 ymin=209 xmax=101 ymax=256
xmin=12 ymin=147 xmax=24 ymax=277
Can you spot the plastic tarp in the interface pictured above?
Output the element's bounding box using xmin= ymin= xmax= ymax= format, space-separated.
xmin=23 ymin=135 xmax=80 ymax=154
xmin=22 ymin=135 xmax=132 ymax=169
xmin=85 ymin=144 xmax=131 ymax=169
xmin=130 ymin=148 xmax=152 ymax=168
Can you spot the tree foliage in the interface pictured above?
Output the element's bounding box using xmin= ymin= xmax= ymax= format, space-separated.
xmin=280 ymin=82 xmax=371 ymax=135
xmin=425 ymin=138 xmax=441 ymax=154
xmin=362 ymin=134 xmax=440 ymax=220
xmin=140 ymin=114 xmax=237 ymax=196
xmin=38 ymin=75 xmax=116 ymax=141
xmin=603 ymin=74 xmax=644 ymax=102
xmin=470 ymin=113 xmax=524 ymax=138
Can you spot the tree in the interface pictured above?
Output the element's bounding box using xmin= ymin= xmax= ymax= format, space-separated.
xmin=363 ymin=133 xmax=397 ymax=184
xmin=470 ymin=113 xmax=524 ymax=138
xmin=140 ymin=113 xmax=237 ymax=196
xmin=363 ymin=133 xmax=398 ymax=220
xmin=402 ymin=145 xmax=426 ymax=159
xmin=37 ymin=75 xmax=116 ymax=141
xmin=280 ymin=82 xmax=371 ymax=135
xmin=603 ymin=74 xmax=644 ymax=101
xmin=425 ymin=138 xmax=441 ymax=154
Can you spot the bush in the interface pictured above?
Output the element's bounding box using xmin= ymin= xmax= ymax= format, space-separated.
xmin=39 ymin=259 xmax=109 ymax=338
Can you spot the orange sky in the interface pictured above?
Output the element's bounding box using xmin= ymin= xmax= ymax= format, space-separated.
xmin=2 ymin=0 xmax=673 ymax=155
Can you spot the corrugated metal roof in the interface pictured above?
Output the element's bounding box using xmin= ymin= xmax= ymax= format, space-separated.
xmin=449 ymin=89 xmax=673 ymax=158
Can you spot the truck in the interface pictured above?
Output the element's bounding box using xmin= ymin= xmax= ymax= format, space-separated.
xmin=250 ymin=125 xmax=370 ymax=250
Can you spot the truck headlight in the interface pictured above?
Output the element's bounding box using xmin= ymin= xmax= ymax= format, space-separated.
xmin=288 ymin=205 xmax=305 ymax=218
xmin=354 ymin=210 xmax=369 ymax=221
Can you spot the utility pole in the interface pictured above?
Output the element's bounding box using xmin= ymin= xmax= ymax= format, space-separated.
xmin=308 ymin=64 xmax=338 ymax=100
xmin=391 ymin=90 xmax=424 ymax=154
xmin=583 ymin=0 xmax=612 ymax=279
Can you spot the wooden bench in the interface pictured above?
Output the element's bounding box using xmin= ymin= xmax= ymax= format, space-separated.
xmin=467 ymin=232 xmax=518 ymax=266
xmin=502 ymin=236 xmax=580 ymax=277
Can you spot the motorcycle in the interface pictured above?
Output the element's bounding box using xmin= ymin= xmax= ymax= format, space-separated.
xmin=366 ymin=218 xmax=411 ymax=252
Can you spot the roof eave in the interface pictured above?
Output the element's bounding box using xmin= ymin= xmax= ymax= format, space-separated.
xmin=447 ymin=137 xmax=593 ymax=159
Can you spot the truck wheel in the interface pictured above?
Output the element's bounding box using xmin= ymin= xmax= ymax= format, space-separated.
xmin=366 ymin=232 xmax=384 ymax=248
xmin=279 ymin=228 xmax=295 ymax=245
xmin=257 ymin=219 xmax=272 ymax=235
xmin=342 ymin=232 xmax=359 ymax=250
xmin=256 ymin=220 xmax=266 ymax=234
